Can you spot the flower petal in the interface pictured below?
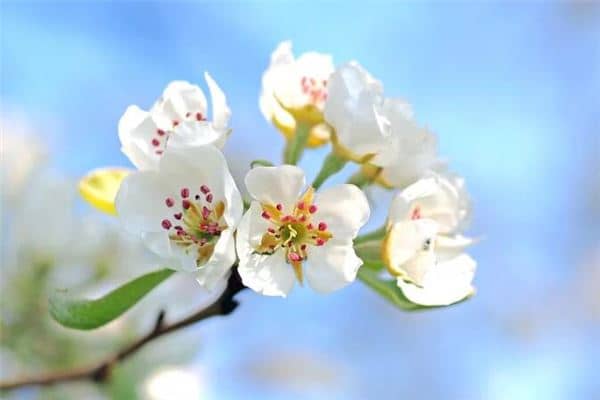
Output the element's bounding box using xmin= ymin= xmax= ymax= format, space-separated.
xmin=398 ymin=253 xmax=476 ymax=306
xmin=312 ymin=184 xmax=370 ymax=243
xmin=244 ymin=165 xmax=305 ymax=209
xmin=195 ymin=228 xmax=236 ymax=289
xmin=115 ymin=171 xmax=170 ymax=234
xmin=118 ymin=105 xmax=163 ymax=170
xmin=168 ymin=121 xmax=227 ymax=150
xmin=383 ymin=219 xmax=439 ymax=284
xmin=236 ymin=207 xmax=295 ymax=297
xmin=305 ymin=242 xmax=362 ymax=293
xmin=205 ymin=72 xmax=231 ymax=131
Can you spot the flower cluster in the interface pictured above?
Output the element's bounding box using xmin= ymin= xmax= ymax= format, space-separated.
xmin=82 ymin=41 xmax=478 ymax=306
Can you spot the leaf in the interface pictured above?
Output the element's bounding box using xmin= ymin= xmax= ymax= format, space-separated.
xmin=79 ymin=167 xmax=132 ymax=215
xmin=49 ymin=269 xmax=175 ymax=330
xmin=357 ymin=267 xmax=426 ymax=311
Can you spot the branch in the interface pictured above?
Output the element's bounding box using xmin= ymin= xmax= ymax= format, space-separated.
xmin=0 ymin=269 xmax=246 ymax=391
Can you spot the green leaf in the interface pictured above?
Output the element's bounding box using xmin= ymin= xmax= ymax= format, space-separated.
xmin=354 ymin=226 xmax=387 ymax=245
xmin=283 ymin=122 xmax=310 ymax=165
xmin=357 ymin=267 xmax=425 ymax=311
xmin=358 ymin=268 xmax=471 ymax=311
xmin=250 ymin=159 xmax=274 ymax=168
xmin=49 ymin=268 xmax=175 ymax=330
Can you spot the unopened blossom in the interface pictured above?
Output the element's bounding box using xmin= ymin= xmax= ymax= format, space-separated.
xmin=116 ymin=145 xmax=243 ymax=289
xmin=260 ymin=41 xmax=334 ymax=147
xmin=383 ymin=173 xmax=476 ymax=306
xmin=367 ymin=98 xmax=444 ymax=188
xmin=237 ymin=165 xmax=370 ymax=296
xmin=119 ymin=73 xmax=231 ymax=170
xmin=323 ymin=62 xmax=391 ymax=162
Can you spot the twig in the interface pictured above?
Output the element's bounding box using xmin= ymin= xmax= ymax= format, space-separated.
xmin=0 ymin=269 xmax=246 ymax=391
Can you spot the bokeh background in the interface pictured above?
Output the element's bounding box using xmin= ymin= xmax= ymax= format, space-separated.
xmin=1 ymin=1 xmax=599 ymax=399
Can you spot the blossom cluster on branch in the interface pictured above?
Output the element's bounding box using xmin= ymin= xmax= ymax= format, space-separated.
xmin=78 ymin=40 xmax=478 ymax=316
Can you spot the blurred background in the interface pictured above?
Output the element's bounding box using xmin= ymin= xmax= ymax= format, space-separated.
xmin=1 ymin=1 xmax=599 ymax=399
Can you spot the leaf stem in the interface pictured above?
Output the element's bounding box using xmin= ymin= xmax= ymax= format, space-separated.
xmin=283 ymin=123 xmax=310 ymax=165
xmin=311 ymin=151 xmax=347 ymax=189
xmin=354 ymin=226 xmax=387 ymax=245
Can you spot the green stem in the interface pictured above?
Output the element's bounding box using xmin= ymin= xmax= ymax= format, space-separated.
xmin=354 ymin=225 xmax=387 ymax=245
xmin=283 ymin=123 xmax=310 ymax=165
xmin=311 ymin=151 xmax=347 ymax=189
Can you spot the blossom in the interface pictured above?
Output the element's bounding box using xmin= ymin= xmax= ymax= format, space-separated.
xmin=382 ymin=173 xmax=476 ymax=306
xmin=259 ymin=41 xmax=334 ymax=147
xmin=323 ymin=62 xmax=390 ymax=162
xmin=367 ymin=98 xmax=444 ymax=188
xmin=119 ymin=73 xmax=231 ymax=170
xmin=237 ymin=165 xmax=370 ymax=296
xmin=115 ymin=145 xmax=243 ymax=289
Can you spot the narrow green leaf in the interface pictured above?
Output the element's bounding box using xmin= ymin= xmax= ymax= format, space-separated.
xmin=354 ymin=226 xmax=387 ymax=245
xmin=357 ymin=268 xmax=470 ymax=311
xmin=357 ymin=267 xmax=424 ymax=311
xmin=49 ymin=268 xmax=175 ymax=330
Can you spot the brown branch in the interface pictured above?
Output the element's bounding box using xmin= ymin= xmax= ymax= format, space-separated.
xmin=0 ymin=269 xmax=246 ymax=391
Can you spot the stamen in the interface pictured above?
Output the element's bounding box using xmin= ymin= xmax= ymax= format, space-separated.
xmin=276 ymin=203 xmax=283 ymax=211
xmin=165 ymin=198 xmax=175 ymax=207
xmin=161 ymin=219 xmax=172 ymax=229
xmin=206 ymin=193 xmax=213 ymax=203
xmin=181 ymin=188 xmax=190 ymax=198
xmin=174 ymin=212 xmax=182 ymax=220
xmin=262 ymin=211 xmax=271 ymax=220
xmin=157 ymin=129 xmax=166 ymax=136
xmin=200 ymin=185 xmax=210 ymax=194
xmin=288 ymin=252 xmax=302 ymax=262
xmin=152 ymin=138 xmax=160 ymax=147
xmin=318 ymin=222 xmax=327 ymax=231
xmin=309 ymin=205 xmax=318 ymax=214
xmin=182 ymin=200 xmax=191 ymax=210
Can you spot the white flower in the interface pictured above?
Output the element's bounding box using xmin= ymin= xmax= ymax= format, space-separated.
xmin=323 ymin=62 xmax=391 ymax=162
xmin=119 ymin=72 xmax=231 ymax=170
xmin=369 ymin=99 xmax=444 ymax=188
xmin=383 ymin=173 xmax=476 ymax=306
xmin=115 ymin=145 xmax=243 ymax=289
xmin=237 ymin=165 xmax=370 ymax=296
xmin=259 ymin=41 xmax=334 ymax=147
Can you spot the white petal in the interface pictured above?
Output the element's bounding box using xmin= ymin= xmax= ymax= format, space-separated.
xmin=324 ymin=62 xmax=389 ymax=158
xmin=398 ymin=253 xmax=476 ymax=306
xmin=436 ymin=234 xmax=475 ymax=262
xmin=142 ymin=231 xmax=198 ymax=272
xmin=312 ymin=184 xmax=370 ymax=243
xmin=195 ymin=228 xmax=236 ymax=290
xmin=115 ymin=171 xmax=170 ymax=234
xmin=155 ymin=81 xmax=207 ymax=122
xmin=168 ymin=121 xmax=227 ymax=150
xmin=387 ymin=177 xmax=439 ymax=223
xmin=305 ymin=242 xmax=362 ymax=293
xmin=236 ymin=208 xmax=295 ymax=297
xmin=158 ymin=145 xmax=243 ymax=228
xmin=118 ymin=105 xmax=162 ymax=170
xmin=204 ymin=72 xmax=231 ymax=130
xmin=384 ymin=219 xmax=439 ymax=285
xmin=244 ymin=165 xmax=305 ymax=209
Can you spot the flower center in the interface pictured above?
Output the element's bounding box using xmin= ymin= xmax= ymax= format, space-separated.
xmin=255 ymin=187 xmax=332 ymax=283
xmin=300 ymin=76 xmax=328 ymax=106
xmin=160 ymin=184 xmax=227 ymax=266
xmin=150 ymin=111 xmax=207 ymax=156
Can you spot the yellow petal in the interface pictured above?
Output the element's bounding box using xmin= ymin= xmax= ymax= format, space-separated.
xmin=79 ymin=167 xmax=131 ymax=215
